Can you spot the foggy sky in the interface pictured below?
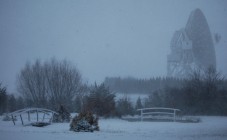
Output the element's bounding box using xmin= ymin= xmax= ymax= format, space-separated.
xmin=0 ymin=0 xmax=227 ymax=94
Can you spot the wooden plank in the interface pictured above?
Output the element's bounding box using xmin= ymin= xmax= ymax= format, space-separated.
xmin=20 ymin=115 xmax=24 ymax=125
xmin=42 ymin=113 xmax=46 ymax=121
xmin=28 ymin=111 xmax=30 ymax=121
xmin=50 ymin=112 xmax=54 ymax=123
xmin=137 ymin=107 xmax=180 ymax=111
xmin=140 ymin=110 xmax=143 ymax=122
xmin=11 ymin=115 xmax=15 ymax=125
xmin=36 ymin=110 xmax=39 ymax=122
xmin=142 ymin=112 xmax=174 ymax=115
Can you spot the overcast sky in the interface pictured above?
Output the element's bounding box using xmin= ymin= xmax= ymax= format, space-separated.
xmin=0 ymin=0 xmax=227 ymax=94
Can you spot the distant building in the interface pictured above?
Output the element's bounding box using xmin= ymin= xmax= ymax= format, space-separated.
xmin=167 ymin=9 xmax=216 ymax=78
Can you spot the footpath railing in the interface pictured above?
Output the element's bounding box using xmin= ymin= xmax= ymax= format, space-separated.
xmin=8 ymin=108 xmax=58 ymax=126
xmin=137 ymin=107 xmax=180 ymax=122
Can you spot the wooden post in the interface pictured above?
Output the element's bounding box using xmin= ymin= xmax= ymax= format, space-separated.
xmin=42 ymin=113 xmax=45 ymax=121
xmin=173 ymin=110 xmax=176 ymax=122
xmin=36 ymin=110 xmax=39 ymax=122
xmin=50 ymin=112 xmax=54 ymax=123
xmin=141 ymin=110 xmax=143 ymax=122
xmin=20 ymin=115 xmax=24 ymax=125
xmin=11 ymin=115 xmax=15 ymax=125
xmin=28 ymin=111 xmax=30 ymax=121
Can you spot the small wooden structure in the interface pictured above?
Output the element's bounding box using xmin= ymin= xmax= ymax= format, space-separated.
xmin=137 ymin=107 xmax=180 ymax=122
xmin=8 ymin=108 xmax=58 ymax=126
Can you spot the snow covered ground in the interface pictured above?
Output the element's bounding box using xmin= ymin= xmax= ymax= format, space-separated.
xmin=1 ymin=116 xmax=227 ymax=140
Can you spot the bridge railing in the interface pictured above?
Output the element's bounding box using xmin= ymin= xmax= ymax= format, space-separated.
xmin=8 ymin=107 xmax=58 ymax=126
xmin=137 ymin=107 xmax=180 ymax=122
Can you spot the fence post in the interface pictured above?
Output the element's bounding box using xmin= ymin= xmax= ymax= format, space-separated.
xmin=173 ymin=109 xmax=176 ymax=122
xmin=28 ymin=111 xmax=30 ymax=121
xmin=36 ymin=110 xmax=39 ymax=122
xmin=140 ymin=109 xmax=143 ymax=122
xmin=20 ymin=115 xmax=24 ymax=125
xmin=11 ymin=115 xmax=15 ymax=125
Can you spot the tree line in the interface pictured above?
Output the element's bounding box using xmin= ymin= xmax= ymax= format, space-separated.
xmin=119 ymin=67 xmax=227 ymax=116
xmin=0 ymin=58 xmax=131 ymax=116
xmin=105 ymin=67 xmax=227 ymax=115
xmin=1 ymin=58 xmax=227 ymax=116
xmin=0 ymin=84 xmax=25 ymax=114
xmin=104 ymin=76 xmax=184 ymax=94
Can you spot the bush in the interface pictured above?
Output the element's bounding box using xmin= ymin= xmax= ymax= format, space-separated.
xmin=70 ymin=111 xmax=99 ymax=132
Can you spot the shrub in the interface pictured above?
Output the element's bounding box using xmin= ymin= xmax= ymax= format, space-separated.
xmin=70 ymin=111 xmax=99 ymax=132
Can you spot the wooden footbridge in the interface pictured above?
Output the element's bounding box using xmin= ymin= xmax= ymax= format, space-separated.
xmin=137 ymin=107 xmax=181 ymax=122
xmin=8 ymin=108 xmax=58 ymax=126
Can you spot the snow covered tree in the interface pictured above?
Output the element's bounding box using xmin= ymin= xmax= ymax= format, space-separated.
xmin=70 ymin=111 xmax=99 ymax=132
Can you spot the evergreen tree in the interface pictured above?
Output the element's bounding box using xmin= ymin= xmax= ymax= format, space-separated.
xmin=135 ymin=97 xmax=143 ymax=110
xmin=135 ymin=97 xmax=143 ymax=115
xmin=0 ymin=84 xmax=7 ymax=114
xmin=116 ymin=96 xmax=134 ymax=116
xmin=8 ymin=95 xmax=17 ymax=112
xmin=144 ymin=90 xmax=163 ymax=108
xmin=84 ymin=83 xmax=115 ymax=117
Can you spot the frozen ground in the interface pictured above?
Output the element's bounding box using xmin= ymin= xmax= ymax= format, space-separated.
xmin=1 ymin=116 xmax=227 ymax=140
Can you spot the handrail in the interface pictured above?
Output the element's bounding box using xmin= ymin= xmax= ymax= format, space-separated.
xmin=142 ymin=112 xmax=175 ymax=115
xmin=8 ymin=107 xmax=58 ymax=126
xmin=8 ymin=107 xmax=58 ymax=116
xmin=137 ymin=107 xmax=180 ymax=122
xmin=137 ymin=107 xmax=180 ymax=111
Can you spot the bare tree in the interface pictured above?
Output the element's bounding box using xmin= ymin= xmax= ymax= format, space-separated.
xmin=44 ymin=59 xmax=84 ymax=110
xmin=17 ymin=60 xmax=48 ymax=107
xmin=17 ymin=58 xmax=85 ymax=110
